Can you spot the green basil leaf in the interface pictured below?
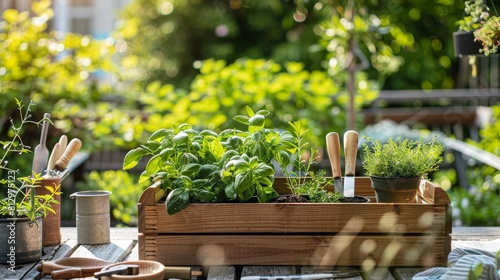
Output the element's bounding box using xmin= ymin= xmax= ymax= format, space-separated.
xmin=165 ymin=189 xmax=190 ymax=215
xmin=255 ymin=184 xmax=266 ymax=203
xmin=138 ymin=171 xmax=150 ymax=183
xmin=177 ymin=123 xmax=192 ymax=131
xmin=200 ymin=130 xmax=218 ymax=137
xmin=145 ymin=154 xmax=164 ymax=176
xmin=255 ymin=110 xmax=270 ymax=116
xmin=257 ymin=175 xmax=274 ymax=186
xmin=123 ymin=148 xmax=149 ymax=170
xmin=233 ymin=115 xmax=249 ymax=125
xmin=249 ymin=114 xmax=265 ymax=127
xmin=255 ymin=163 xmax=274 ymax=177
xmin=245 ymin=106 xmax=255 ymax=117
xmin=226 ymin=158 xmax=249 ymax=170
xmin=180 ymin=163 xmax=200 ymax=176
xmin=234 ymin=172 xmax=253 ymax=194
xmin=148 ymin=129 xmax=172 ymax=141
xmin=224 ymin=182 xmax=237 ymax=200
xmin=198 ymin=164 xmax=220 ymax=178
xmin=173 ymin=131 xmax=189 ymax=144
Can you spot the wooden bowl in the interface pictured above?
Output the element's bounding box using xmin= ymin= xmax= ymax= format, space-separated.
xmin=99 ymin=260 xmax=164 ymax=280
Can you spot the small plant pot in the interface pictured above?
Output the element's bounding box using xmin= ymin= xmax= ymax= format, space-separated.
xmin=453 ymin=31 xmax=482 ymax=57
xmin=369 ymin=176 xmax=421 ymax=203
xmin=0 ymin=215 xmax=43 ymax=264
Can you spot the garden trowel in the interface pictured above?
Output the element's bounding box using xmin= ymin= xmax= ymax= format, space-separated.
xmin=32 ymin=113 xmax=51 ymax=176
xmin=343 ymin=130 xmax=359 ymax=197
xmin=326 ymin=132 xmax=343 ymax=194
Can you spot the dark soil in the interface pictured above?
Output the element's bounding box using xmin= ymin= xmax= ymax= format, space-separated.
xmin=268 ymin=195 xmax=370 ymax=203
xmin=340 ymin=196 xmax=371 ymax=203
xmin=267 ymin=195 xmax=310 ymax=203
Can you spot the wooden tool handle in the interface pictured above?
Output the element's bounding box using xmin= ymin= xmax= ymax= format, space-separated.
xmin=326 ymin=132 xmax=342 ymax=178
xmin=47 ymin=143 xmax=60 ymax=171
xmin=164 ymin=266 xmax=192 ymax=279
xmin=343 ymin=130 xmax=359 ymax=177
xmin=51 ymin=267 xmax=83 ymax=279
xmin=38 ymin=261 xmax=67 ymax=275
xmin=58 ymin=135 xmax=68 ymax=155
xmin=55 ymin=138 xmax=82 ymax=171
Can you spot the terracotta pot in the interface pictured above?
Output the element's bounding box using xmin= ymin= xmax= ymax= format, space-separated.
xmin=37 ymin=177 xmax=61 ymax=246
xmin=453 ymin=31 xmax=482 ymax=57
xmin=369 ymin=176 xmax=421 ymax=203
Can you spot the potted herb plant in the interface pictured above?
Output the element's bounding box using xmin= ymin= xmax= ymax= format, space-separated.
xmin=453 ymin=0 xmax=488 ymax=57
xmin=474 ymin=12 xmax=500 ymax=56
xmin=361 ymin=137 xmax=444 ymax=203
xmin=0 ymin=99 xmax=60 ymax=264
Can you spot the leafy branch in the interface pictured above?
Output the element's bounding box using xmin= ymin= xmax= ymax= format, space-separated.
xmin=0 ymin=99 xmax=60 ymax=221
xmin=276 ymin=121 xmax=319 ymax=197
xmin=0 ymin=98 xmax=36 ymax=178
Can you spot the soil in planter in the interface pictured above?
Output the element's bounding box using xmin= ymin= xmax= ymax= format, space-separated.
xmin=267 ymin=195 xmax=310 ymax=203
xmin=340 ymin=196 xmax=370 ymax=203
xmin=268 ymin=195 xmax=370 ymax=203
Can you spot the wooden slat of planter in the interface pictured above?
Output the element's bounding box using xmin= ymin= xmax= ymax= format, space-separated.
xmin=140 ymin=234 xmax=447 ymax=267
xmin=140 ymin=203 xmax=446 ymax=234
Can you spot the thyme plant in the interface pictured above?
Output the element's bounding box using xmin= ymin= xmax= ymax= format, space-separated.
xmin=362 ymin=137 xmax=444 ymax=178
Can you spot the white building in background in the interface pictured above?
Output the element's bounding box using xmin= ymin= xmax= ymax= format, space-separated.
xmin=1 ymin=0 xmax=129 ymax=38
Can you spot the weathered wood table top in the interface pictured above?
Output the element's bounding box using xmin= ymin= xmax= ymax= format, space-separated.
xmin=0 ymin=227 xmax=498 ymax=280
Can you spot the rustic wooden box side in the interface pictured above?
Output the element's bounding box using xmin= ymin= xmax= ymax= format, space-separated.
xmin=137 ymin=177 xmax=452 ymax=267
xmin=140 ymin=234 xmax=446 ymax=267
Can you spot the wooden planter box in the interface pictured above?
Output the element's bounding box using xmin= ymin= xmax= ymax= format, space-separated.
xmin=138 ymin=177 xmax=451 ymax=267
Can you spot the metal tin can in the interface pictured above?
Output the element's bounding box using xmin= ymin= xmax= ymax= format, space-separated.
xmin=70 ymin=190 xmax=111 ymax=244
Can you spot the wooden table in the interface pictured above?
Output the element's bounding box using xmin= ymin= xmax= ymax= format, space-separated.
xmin=1 ymin=227 xmax=498 ymax=280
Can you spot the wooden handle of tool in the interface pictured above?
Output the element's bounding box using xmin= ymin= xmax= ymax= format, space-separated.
xmin=46 ymin=143 xmax=60 ymax=171
xmin=326 ymin=132 xmax=342 ymax=179
xmin=58 ymin=135 xmax=68 ymax=155
xmin=54 ymin=138 xmax=82 ymax=171
xmin=164 ymin=266 xmax=192 ymax=279
xmin=343 ymin=130 xmax=359 ymax=177
xmin=51 ymin=267 xmax=83 ymax=279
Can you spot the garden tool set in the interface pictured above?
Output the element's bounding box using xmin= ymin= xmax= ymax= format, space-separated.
xmin=38 ymin=257 xmax=201 ymax=279
xmin=31 ymin=113 xmax=82 ymax=182
xmin=326 ymin=130 xmax=359 ymax=197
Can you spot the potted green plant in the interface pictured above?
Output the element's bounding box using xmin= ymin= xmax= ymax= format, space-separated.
xmin=474 ymin=13 xmax=500 ymax=56
xmin=453 ymin=0 xmax=489 ymax=57
xmin=0 ymin=99 xmax=60 ymax=264
xmin=361 ymin=137 xmax=444 ymax=203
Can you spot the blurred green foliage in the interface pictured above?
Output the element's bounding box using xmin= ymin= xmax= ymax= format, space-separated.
xmin=136 ymin=58 xmax=377 ymax=146
xmin=114 ymin=0 xmax=465 ymax=90
xmin=113 ymin=0 xmax=329 ymax=88
xmin=76 ymin=170 xmax=150 ymax=226
xmin=0 ymin=0 xmax=118 ymax=150
xmin=448 ymin=105 xmax=500 ymax=226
